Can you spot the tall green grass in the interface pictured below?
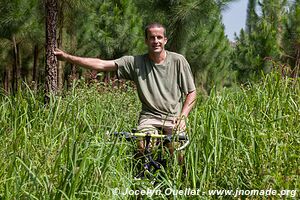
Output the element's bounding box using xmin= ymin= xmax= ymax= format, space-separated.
xmin=0 ymin=73 xmax=299 ymax=199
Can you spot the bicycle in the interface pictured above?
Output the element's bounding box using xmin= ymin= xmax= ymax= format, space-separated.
xmin=113 ymin=129 xmax=189 ymax=180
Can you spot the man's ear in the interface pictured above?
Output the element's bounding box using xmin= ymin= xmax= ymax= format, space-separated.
xmin=164 ymin=37 xmax=168 ymax=44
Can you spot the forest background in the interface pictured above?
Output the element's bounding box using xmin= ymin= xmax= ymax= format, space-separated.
xmin=1 ymin=0 xmax=300 ymax=95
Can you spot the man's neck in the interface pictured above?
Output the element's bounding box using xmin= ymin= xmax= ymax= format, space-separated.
xmin=149 ymin=50 xmax=167 ymax=65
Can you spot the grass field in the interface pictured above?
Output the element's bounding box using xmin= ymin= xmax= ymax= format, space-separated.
xmin=0 ymin=72 xmax=299 ymax=199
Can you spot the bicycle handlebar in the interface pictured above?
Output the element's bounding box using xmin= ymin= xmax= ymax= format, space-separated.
xmin=113 ymin=131 xmax=189 ymax=151
xmin=113 ymin=131 xmax=188 ymax=141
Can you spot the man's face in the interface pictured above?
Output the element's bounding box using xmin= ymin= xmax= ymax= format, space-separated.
xmin=145 ymin=27 xmax=167 ymax=54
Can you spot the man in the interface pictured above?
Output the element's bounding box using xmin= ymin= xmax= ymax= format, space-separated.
xmin=54 ymin=22 xmax=196 ymax=161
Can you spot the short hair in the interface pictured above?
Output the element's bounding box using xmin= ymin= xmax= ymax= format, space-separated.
xmin=144 ymin=23 xmax=167 ymax=39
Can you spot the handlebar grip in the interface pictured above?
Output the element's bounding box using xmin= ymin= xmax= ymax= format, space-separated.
xmin=113 ymin=131 xmax=136 ymax=140
xmin=178 ymin=133 xmax=188 ymax=140
xmin=164 ymin=132 xmax=187 ymax=142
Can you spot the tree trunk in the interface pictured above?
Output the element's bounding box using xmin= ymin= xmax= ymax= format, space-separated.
xmin=45 ymin=0 xmax=58 ymax=101
xmin=11 ymin=35 xmax=21 ymax=94
xmin=17 ymin=43 xmax=21 ymax=89
xmin=12 ymin=35 xmax=18 ymax=94
xmin=293 ymin=47 xmax=300 ymax=78
xmin=33 ymin=44 xmax=39 ymax=91
xmin=3 ymin=65 xmax=11 ymax=94
xmin=68 ymin=34 xmax=78 ymax=88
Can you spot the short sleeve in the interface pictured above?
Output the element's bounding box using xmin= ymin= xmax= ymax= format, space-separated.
xmin=115 ymin=56 xmax=135 ymax=80
xmin=179 ymin=57 xmax=196 ymax=94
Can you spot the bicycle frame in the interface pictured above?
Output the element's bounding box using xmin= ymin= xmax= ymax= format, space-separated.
xmin=113 ymin=131 xmax=190 ymax=179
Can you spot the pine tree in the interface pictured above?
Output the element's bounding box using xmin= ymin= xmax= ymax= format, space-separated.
xmin=74 ymin=0 xmax=144 ymax=83
xmin=187 ymin=9 xmax=233 ymax=93
xmin=246 ymin=0 xmax=259 ymax=35
xmin=45 ymin=0 xmax=58 ymax=99
xmin=0 ymin=0 xmax=40 ymax=94
xmin=282 ymin=0 xmax=300 ymax=77
xmin=233 ymin=0 xmax=288 ymax=82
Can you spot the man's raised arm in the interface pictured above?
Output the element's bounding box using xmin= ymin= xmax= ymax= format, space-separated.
xmin=54 ymin=49 xmax=117 ymax=72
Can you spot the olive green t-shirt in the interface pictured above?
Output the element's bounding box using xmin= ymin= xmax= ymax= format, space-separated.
xmin=115 ymin=51 xmax=196 ymax=119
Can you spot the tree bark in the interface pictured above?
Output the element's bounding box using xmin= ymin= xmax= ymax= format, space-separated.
xmin=3 ymin=65 xmax=11 ymax=94
xmin=68 ymin=34 xmax=78 ymax=88
xmin=11 ymin=36 xmax=22 ymax=94
xmin=45 ymin=0 xmax=58 ymax=100
xmin=32 ymin=44 xmax=39 ymax=91
xmin=12 ymin=35 xmax=18 ymax=94
xmin=293 ymin=47 xmax=300 ymax=78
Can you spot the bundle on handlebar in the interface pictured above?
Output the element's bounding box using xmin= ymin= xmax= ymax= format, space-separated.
xmin=113 ymin=131 xmax=189 ymax=151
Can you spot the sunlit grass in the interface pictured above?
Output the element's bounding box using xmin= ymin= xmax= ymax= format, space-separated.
xmin=0 ymin=73 xmax=299 ymax=199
